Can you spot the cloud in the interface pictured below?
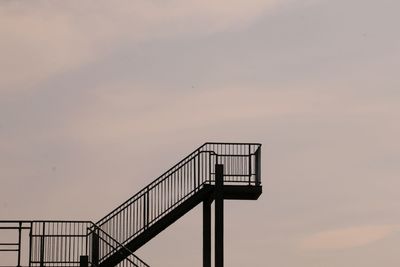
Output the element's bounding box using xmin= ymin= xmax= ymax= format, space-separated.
xmin=0 ymin=0 xmax=281 ymax=92
xmin=300 ymin=224 xmax=400 ymax=251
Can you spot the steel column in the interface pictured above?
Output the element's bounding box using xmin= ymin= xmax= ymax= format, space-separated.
xmin=203 ymin=198 xmax=212 ymax=267
xmin=215 ymin=164 xmax=224 ymax=267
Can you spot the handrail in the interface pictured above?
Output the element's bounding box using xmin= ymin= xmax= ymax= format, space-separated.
xmin=95 ymin=143 xmax=262 ymax=249
xmin=96 ymin=146 xmax=202 ymax=226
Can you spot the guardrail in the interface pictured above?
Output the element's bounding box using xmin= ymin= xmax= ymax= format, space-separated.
xmin=0 ymin=221 xmax=31 ymax=267
xmin=0 ymin=221 xmax=149 ymax=267
xmin=29 ymin=221 xmax=91 ymax=267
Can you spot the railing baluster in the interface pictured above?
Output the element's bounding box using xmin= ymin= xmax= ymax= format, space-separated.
xmin=40 ymin=223 xmax=45 ymax=267
xmin=146 ymin=188 xmax=149 ymax=229
xmin=17 ymin=222 xmax=22 ymax=267
xmin=29 ymin=222 xmax=32 ymax=267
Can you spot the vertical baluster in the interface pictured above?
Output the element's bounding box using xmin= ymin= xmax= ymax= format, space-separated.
xmin=146 ymin=188 xmax=149 ymax=229
xmin=29 ymin=222 xmax=32 ymax=267
xmin=39 ymin=223 xmax=45 ymax=267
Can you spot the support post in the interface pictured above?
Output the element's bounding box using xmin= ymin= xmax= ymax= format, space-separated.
xmin=215 ymin=164 xmax=224 ymax=267
xmin=80 ymin=255 xmax=89 ymax=267
xmin=91 ymin=231 xmax=99 ymax=267
xmin=203 ymin=198 xmax=212 ymax=267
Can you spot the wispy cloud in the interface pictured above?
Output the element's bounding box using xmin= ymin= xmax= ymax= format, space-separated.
xmin=0 ymin=0 xmax=281 ymax=92
xmin=300 ymin=224 xmax=400 ymax=251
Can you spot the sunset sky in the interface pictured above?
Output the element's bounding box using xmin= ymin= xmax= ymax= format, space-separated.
xmin=1 ymin=1 xmax=399 ymax=266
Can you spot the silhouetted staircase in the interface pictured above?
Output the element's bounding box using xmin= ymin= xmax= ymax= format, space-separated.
xmin=0 ymin=143 xmax=262 ymax=267
xmin=91 ymin=143 xmax=261 ymax=267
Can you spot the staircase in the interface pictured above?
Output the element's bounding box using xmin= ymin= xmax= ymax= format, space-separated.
xmin=0 ymin=143 xmax=262 ymax=267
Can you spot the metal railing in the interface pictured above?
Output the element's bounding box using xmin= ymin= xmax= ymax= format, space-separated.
xmin=95 ymin=143 xmax=262 ymax=250
xmin=1 ymin=142 xmax=261 ymax=267
xmin=0 ymin=221 xmax=31 ymax=267
xmin=0 ymin=221 xmax=148 ymax=267
xmin=29 ymin=221 xmax=92 ymax=267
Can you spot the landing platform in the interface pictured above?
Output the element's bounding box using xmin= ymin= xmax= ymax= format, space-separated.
xmin=203 ymin=184 xmax=262 ymax=200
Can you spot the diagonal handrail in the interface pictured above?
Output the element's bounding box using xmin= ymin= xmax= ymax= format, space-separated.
xmin=95 ymin=143 xmax=261 ymax=255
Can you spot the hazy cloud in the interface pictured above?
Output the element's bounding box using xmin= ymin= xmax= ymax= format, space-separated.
xmin=0 ymin=0 xmax=281 ymax=91
xmin=300 ymin=224 xmax=400 ymax=251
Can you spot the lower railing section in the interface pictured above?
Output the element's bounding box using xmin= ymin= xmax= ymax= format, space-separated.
xmin=0 ymin=221 xmax=149 ymax=267
xmin=0 ymin=221 xmax=32 ymax=267
xmin=30 ymin=221 xmax=91 ymax=267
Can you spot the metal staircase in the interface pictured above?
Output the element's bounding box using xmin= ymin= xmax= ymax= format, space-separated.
xmin=1 ymin=143 xmax=262 ymax=267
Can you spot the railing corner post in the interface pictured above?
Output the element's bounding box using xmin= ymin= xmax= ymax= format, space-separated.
xmin=256 ymin=147 xmax=261 ymax=186
xmin=17 ymin=221 xmax=22 ymax=267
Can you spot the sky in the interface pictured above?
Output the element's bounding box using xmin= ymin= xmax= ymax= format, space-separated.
xmin=1 ymin=0 xmax=400 ymax=266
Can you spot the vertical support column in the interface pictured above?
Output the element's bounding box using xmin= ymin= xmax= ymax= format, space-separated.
xmin=203 ymin=198 xmax=212 ymax=267
xmin=91 ymin=231 xmax=99 ymax=267
xmin=215 ymin=164 xmax=224 ymax=267
xmin=80 ymin=255 xmax=89 ymax=267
